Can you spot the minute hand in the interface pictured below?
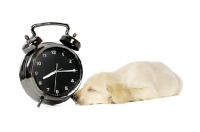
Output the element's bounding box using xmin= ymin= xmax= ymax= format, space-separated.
xmin=57 ymin=69 xmax=77 ymax=73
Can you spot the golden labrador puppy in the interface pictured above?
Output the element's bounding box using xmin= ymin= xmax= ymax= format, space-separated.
xmin=74 ymin=61 xmax=182 ymax=105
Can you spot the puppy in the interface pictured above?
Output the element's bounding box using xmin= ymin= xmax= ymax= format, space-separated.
xmin=74 ymin=61 xmax=182 ymax=105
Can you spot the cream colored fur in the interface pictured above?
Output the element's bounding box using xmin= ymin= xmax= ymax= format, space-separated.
xmin=74 ymin=61 xmax=182 ymax=105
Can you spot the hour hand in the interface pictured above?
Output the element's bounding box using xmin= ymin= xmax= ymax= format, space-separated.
xmin=43 ymin=70 xmax=56 ymax=80
xmin=43 ymin=68 xmax=63 ymax=80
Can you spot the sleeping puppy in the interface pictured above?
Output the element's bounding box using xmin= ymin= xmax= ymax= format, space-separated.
xmin=73 ymin=61 xmax=182 ymax=105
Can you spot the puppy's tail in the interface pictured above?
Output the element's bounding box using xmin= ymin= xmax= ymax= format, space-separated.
xmin=174 ymin=73 xmax=183 ymax=95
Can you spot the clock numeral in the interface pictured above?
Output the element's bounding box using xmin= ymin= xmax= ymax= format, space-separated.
xmin=56 ymin=90 xmax=59 ymax=94
xmin=62 ymin=53 xmax=64 ymax=56
xmin=35 ymin=71 xmax=38 ymax=75
xmin=69 ymin=59 xmax=72 ymax=63
xmin=46 ymin=88 xmax=50 ymax=91
xmin=71 ymin=39 xmax=74 ymax=43
xmin=65 ymin=86 xmax=68 ymax=90
xmin=39 ymin=81 xmax=42 ymax=85
xmin=43 ymin=54 xmax=47 ymax=57
xmin=51 ymin=50 xmax=56 ymax=54
xmin=71 ymin=79 xmax=74 ymax=83
xmin=36 ymin=61 xmax=41 ymax=66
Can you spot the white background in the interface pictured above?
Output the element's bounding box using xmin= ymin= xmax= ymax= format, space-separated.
xmin=0 ymin=0 xmax=200 ymax=132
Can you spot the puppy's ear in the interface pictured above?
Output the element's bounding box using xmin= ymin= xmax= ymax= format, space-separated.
xmin=106 ymin=84 xmax=131 ymax=104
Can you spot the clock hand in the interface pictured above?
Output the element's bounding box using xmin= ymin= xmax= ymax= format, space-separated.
xmin=42 ymin=68 xmax=63 ymax=80
xmin=54 ymin=63 xmax=58 ymax=92
xmin=43 ymin=70 xmax=56 ymax=80
xmin=57 ymin=69 xmax=77 ymax=73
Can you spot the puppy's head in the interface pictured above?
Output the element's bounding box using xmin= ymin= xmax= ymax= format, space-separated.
xmin=74 ymin=85 xmax=112 ymax=105
xmin=74 ymin=72 xmax=114 ymax=105
xmin=73 ymin=72 xmax=131 ymax=105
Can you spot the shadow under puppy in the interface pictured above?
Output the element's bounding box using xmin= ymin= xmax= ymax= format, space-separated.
xmin=73 ymin=61 xmax=182 ymax=105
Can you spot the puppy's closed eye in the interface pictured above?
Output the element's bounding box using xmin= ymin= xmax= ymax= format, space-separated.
xmin=88 ymin=88 xmax=96 ymax=92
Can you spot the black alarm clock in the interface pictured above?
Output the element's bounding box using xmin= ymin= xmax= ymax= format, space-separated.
xmin=19 ymin=22 xmax=83 ymax=107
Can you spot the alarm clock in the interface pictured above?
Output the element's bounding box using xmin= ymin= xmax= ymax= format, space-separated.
xmin=19 ymin=22 xmax=83 ymax=107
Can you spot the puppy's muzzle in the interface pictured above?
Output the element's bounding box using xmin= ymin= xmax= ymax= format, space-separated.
xmin=71 ymin=94 xmax=79 ymax=102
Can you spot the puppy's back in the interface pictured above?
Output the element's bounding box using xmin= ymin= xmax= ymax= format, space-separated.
xmin=85 ymin=72 xmax=117 ymax=88
xmin=114 ymin=61 xmax=182 ymax=97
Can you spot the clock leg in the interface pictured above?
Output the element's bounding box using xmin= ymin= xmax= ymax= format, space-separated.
xmin=37 ymin=96 xmax=44 ymax=108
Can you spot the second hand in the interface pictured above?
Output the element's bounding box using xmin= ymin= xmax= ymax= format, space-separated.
xmin=54 ymin=63 xmax=58 ymax=93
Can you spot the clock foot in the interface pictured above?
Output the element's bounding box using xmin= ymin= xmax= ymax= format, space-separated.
xmin=37 ymin=96 xmax=44 ymax=108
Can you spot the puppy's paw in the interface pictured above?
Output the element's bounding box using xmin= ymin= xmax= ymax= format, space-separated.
xmin=107 ymin=84 xmax=131 ymax=104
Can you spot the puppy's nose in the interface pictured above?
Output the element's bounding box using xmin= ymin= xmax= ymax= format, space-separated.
xmin=71 ymin=94 xmax=79 ymax=102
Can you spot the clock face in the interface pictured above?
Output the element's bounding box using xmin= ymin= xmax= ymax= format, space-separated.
xmin=33 ymin=47 xmax=82 ymax=97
